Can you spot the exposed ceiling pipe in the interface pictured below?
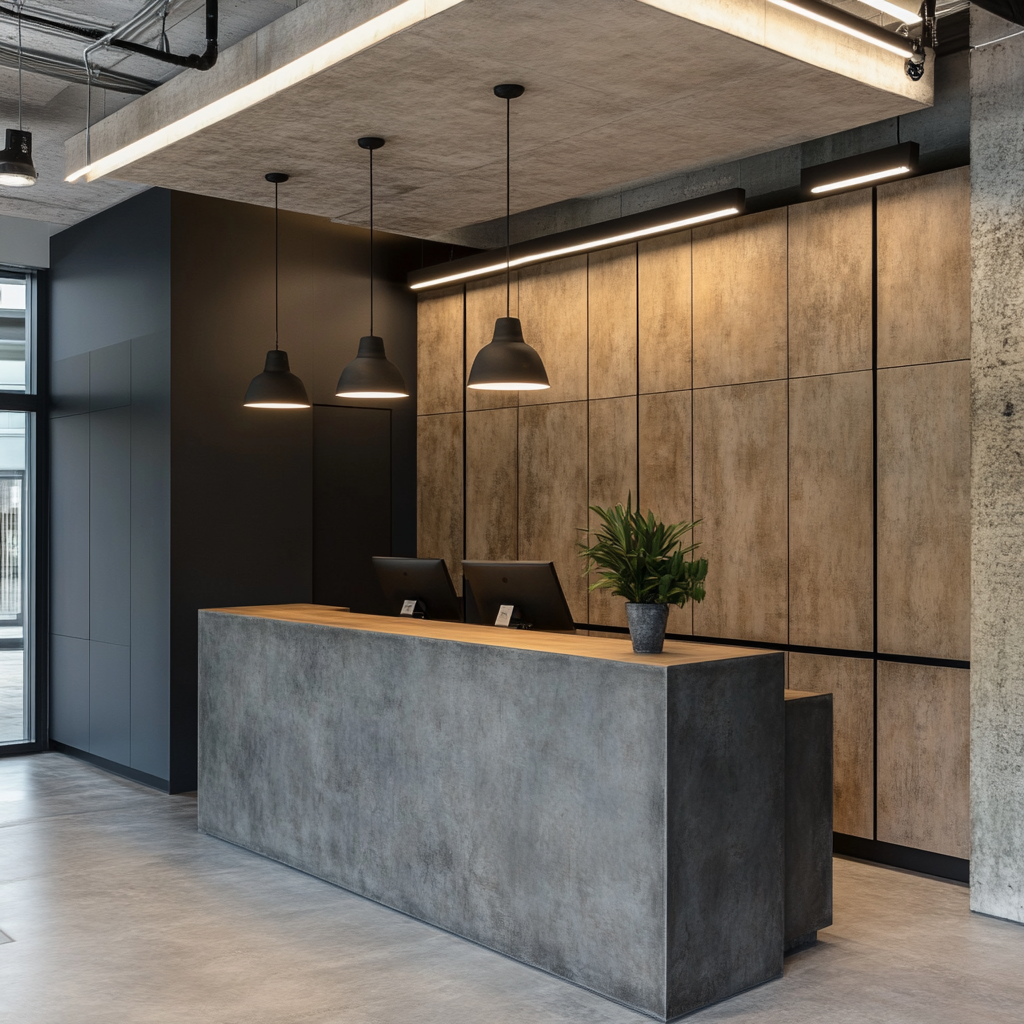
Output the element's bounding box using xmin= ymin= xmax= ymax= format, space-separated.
xmin=0 ymin=40 xmax=157 ymax=94
xmin=0 ymin=0 xmax=219 ymax=70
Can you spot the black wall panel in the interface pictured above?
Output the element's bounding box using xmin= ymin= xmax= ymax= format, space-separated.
xmin=89 ymin=640 xmax=130 ymax=765
xmin=50 ymin=634 xmax=88 ymax=750
xmin=50 ymin=414 xmax=89 ymax=640
xmin=312 ymin=406 xmax=392 ymax=614
xmin=90 ymin=339 xmax=131 ymax=412
xmin=89 ymin=406 xmax=131 ymax=647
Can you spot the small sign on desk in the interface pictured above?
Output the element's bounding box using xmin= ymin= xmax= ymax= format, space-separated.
xmin=401 ymin=599 xmax=419 ymax=617
xmin=495 ymin=604 xmax=516 ymax=627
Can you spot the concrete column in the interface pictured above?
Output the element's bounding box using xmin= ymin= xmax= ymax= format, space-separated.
xmin=970 ymin=8 xmax=1024 ymax=924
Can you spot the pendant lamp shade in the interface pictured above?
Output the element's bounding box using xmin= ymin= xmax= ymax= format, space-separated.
xmin=244 ymin=172 xmax=311 ymax=409
xmin=470 ymin=84 xmax=550 ymax=392
xmin=335 ymin=136 xmax=409 ymax=399
xmin=467 ymin=317 xmax=549 ymax=390
xmin=336 ymin=336 xmax=408 ymax=398
xmin=244 ymin=349 xmax=310 ymax=408
xmin=0 ymin=129 xmax=37 ymax=187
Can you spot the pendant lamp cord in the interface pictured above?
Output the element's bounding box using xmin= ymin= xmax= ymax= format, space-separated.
xmin=274 ymin=179 xmax=279 ymax=351
xmin=369 ymin=144 xmax=375 ymax=337
xmin=505 ymin=94 xmax=511 ymax=318
xmin=17 ymin=1 xmax=23 ymax=130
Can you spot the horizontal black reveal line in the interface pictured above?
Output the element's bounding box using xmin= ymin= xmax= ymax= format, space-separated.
xmin=834 ymin=832 xmax=969 ymax=884
xmin=49 ymin=741 xmax=172 ymax=793
xmin=573 ymin=624 xmax=969 ymax=670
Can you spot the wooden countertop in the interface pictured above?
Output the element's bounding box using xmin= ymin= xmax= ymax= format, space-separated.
xmin=202 ymin=603 xmax=776 ymax=668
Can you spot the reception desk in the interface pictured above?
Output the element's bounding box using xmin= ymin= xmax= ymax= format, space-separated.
xmin=199 ymin=605 xmax=809 ymax=1020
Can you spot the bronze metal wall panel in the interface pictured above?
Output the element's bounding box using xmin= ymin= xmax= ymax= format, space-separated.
xmin=638 ymin=232 xmax=692 ymax=394
xmin=877 ymin=166 xmax=970 ymax=367
xmin=789 ymin=372 xmax=873 ymax=651
xmin=588 ymin=397 xmax=638 ymax=628
xmin=877 ymin=662 xmax=970 ymax=859
xmin=639 ymin=390 xmax=694 ymax=636
xmin=518 ymin=255 xmax=588 ymax=406
xmin=788 ymin=190 xmax=872 ymax=378
xmin=466 ymin=274 xmax=518 ymax=411
xmin=518 ymin=402 xmax=589 ymax=624
xmin=588 ymin=244 xmax=637 ymax=400
xmin=878 ymin=361 xmax=970 ymax=661
xmin=789 ymin=653 xmax=874 ymax=839
xmin=417 ymin=286 xmax=464 ymax=415
xmin=465 ymin=408 xmax=518 ymax=561
xmin=417 ymin=413 xmax=464 ymax=594
xmin=692 ymin=208 xmax=788 ymax=388
xmin=692 ymin=381 xmax=788 ymax=643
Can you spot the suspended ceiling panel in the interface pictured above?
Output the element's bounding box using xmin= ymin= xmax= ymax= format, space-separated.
xmin=65 ymin=0 xmax=933 ymax=239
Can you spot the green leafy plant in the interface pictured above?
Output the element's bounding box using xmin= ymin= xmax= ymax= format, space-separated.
xmin=578 ymin=495 xmax=708 ymax=607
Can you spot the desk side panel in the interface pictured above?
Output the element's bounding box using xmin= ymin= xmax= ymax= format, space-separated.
xmin=198 ymin=612 xmax=668 ymax=1015
xmin=666 ymin=652 xmax=786 ymax=1018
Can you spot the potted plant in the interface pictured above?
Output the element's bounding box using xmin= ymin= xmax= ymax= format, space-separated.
xmin=578 ymin=495 xmax=708 ymax=654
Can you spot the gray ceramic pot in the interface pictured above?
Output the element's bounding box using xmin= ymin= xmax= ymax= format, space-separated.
xmin=625 ymin=602 xmax=670 ymax=654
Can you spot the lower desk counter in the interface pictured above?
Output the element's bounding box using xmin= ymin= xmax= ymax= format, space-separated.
xmin=199 ymin=605 xmax=824 ymax=1020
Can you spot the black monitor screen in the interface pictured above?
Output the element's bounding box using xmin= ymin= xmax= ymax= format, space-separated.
xmin=372 ymin=557 xmax=462 ymax=621
xmin=461 ymin=561 xmax=576 ymax=634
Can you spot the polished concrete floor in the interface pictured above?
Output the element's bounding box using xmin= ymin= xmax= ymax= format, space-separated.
xmin=1 ymin=754 xmax=1023 ymax=1024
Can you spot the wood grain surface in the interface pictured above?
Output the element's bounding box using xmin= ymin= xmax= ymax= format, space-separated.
xmin=588 ymin=244 xmax=638 ymax=399
xmin=518 ymin=254 xmax=588 ymax=406
xmin=692 ymin=208 xmax=788 ymax=388
xmin=789 ymin=652 xmax=874 ymax=839
xmin=693 ymin=381 xmax=789 ymax=643
xmin=417 ymin=285 xmax=463 ymax=415
xmin=877 ymin=360 xmax=970 ymax=661
xmin=789 ymin=371 xmax=873 ymax=651
xmin=466 ymin=408 xmax=518 ymax=561
xmin=877 ymin=661 xmax=970 ymax=859
xmin=518 ymin=401 xmax=589 ymax=623
xmin=877 ymin=166 xmax=970 ymax=368
xmin=417 ymin=412 xmax=463 ymax=593
xmin=639 ymin=231 xmax=692 ymax=393
xmin=788 ymin=189 xmax=872 ymax=378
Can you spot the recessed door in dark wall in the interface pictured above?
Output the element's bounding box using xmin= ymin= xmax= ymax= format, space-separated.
xmin=312 ymin=406 xmax=391 ymax=614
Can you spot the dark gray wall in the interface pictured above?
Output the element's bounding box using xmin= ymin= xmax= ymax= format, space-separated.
xmin=50 ymin=188 xmax=424 ymax=792
xmin=50 ymin=189 xmax=173 ymax=784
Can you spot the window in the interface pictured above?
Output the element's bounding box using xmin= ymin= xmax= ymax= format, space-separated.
xmin=0 ymin=273 xmax=37 ymax=748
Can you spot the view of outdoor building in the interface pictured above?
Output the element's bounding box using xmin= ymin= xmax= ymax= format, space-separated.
xmin=0 ymin=277 xmax=30 ymax=744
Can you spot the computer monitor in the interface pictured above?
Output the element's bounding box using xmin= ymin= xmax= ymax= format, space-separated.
xmin=372 ymin=557 xmax=462 ymax=621
xmin=461 ymin=561 xmax=576 ymax=634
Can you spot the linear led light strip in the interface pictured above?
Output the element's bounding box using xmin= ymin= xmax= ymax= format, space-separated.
xmin=410 ymin=205 xmax=742 ymax=290
xmin=66 ymin=0 xmax=463 ymax=183
xmin=765 ymin=0 xmax=917 ymax=57
xmin=859 ymin=0 xmax=921 ymax=24
xmin=810 ymin=164 xmax=911 ymax=193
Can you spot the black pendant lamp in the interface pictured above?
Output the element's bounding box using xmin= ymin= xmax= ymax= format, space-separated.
xmin=336 ymin=137 xmax=409 ymax=399
xmin=467 ymin=84 xmax=549 ymax=392
xmin=244 ymin=173 xmax=311 ymax=409
xmin=0 ymin=6 xmax=38 ymax=188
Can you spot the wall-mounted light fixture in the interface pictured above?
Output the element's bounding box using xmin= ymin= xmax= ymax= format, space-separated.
xmin=466 ymin=84 xmax=549 ymax=393
xmin=801 ymin=142 xmax=919 ymax=197
xmin=335 ymin=137 xmax=409 ymax=400
xmin=855 ymin=0 xmax=921 ymax=24
xmin=243 ymin=173 xmax=311 ymax=409
xmin=766 ymin=0 xmax=921 ymax=59
xmin=408 ymin=188 xmax=746 ymax=292
xmin=0 ymin=6 xmax=38 ymax=188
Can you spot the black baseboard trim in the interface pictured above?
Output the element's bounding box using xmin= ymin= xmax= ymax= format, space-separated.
xmin=49 ymin=741 xmax=171 ymax=793
xmin=834 ymin=832 xmax=969 ymax=883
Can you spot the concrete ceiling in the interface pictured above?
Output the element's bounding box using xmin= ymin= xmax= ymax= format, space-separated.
xmin=62 ymin=0 xmax=933 ymax=240
xmin=0 ymin=0 xmax=301 ymax=226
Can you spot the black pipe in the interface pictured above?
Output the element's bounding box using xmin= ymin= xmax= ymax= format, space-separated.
xmin=0 ymin=0 xmax=219 ymax=70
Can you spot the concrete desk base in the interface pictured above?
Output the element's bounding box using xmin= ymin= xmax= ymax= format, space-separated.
xmin=198 ymin=606 xmax=787 ymax=1020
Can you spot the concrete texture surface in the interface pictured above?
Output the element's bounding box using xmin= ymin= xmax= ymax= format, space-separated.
xmin=969 ymin=8 xmax=1024 ymax=925
xmin=3 ymin=752 xmax=1024 ymax=1023
xmin=198 ymin=611 xmax=785 ymax=1019
xmin=68 ymin=0 xmax=931 ymax=240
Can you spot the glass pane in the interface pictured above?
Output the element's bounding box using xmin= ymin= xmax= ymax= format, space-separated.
xmin=0 ymin=277 xmax=27 ymax=394
xmin=0 ymin=412 xmax=30 ymax=744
